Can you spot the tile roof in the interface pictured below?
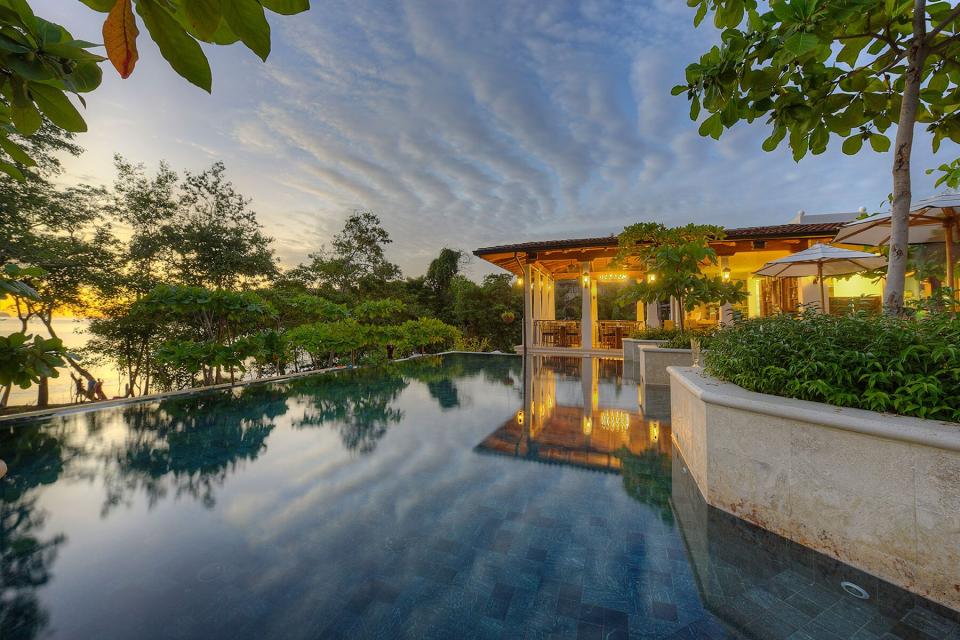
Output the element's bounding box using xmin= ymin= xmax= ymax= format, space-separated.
xmin=473 ymin=222 xmax=845 ymax=256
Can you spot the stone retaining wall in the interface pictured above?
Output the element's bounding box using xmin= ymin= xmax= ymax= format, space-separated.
xmin=668 ymin=366 xmax=960 ymax=611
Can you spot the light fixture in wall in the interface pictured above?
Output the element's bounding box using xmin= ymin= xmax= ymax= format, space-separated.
xmin=599 ymin=410 xmax=630 ymax=432
xmin=647 ymin=273 xmax=657 ymax=283
xmin=722 ymin=267 xmax=731 ymax=281
xmin=582 ymin=273 xmax=590 ymax=287
xmin=516 ymin=277 xmax=523 ymax=286
xmin=516 ymin=410 xmax=524 ymax=425
xmin=581 ymin=415 xmax=593 ymax=435
xmin=649 ymin=420 xmax=660 ymax=442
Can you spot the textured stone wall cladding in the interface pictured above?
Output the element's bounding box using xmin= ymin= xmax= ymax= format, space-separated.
xmin=637 ymin=347 xmax=692 ymax=387
xmin=621 ymin=339 xmax=667 ymax=364
xmin=667 ymin=366 xmax=960 ymax=612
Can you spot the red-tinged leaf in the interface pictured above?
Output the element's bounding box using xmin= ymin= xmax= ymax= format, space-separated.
xmin=103 ymin=0 xmax=138 ymax=78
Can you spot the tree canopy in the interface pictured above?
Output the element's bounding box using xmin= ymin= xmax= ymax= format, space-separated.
xmin=616 ymin=223 xmax=746 ymax=330
xmin=676 ymin=0 xmax=960 ymax=311
xmin=0 ymin=0 xmax=311 ymax=175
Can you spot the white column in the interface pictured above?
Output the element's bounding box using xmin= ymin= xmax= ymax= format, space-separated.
xmin=580 ymin=356 xmax=598 ymax=436
xmin=798 ymin=276 xmax=825 ymax=313
xmin=532 ymin=269 xmax=542 ymax=340
xmin=545 ymin=276 xmax=556 ymax=320
xmin=580 ymin=262 xmax=597 ymax=349
xmin=523 ymin=264 xmax=534 ymax=350
xmin=645 ymin=302 xmax=660 ymax=328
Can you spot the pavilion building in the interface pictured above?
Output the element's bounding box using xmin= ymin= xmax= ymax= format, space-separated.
xmin=473 ymin=213 xmax=908 ymax=355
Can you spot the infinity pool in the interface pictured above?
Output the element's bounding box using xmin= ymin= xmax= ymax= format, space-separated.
xmin=1 ymin=354 xmax=956 ymax=639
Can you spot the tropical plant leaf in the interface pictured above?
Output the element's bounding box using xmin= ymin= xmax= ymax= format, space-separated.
xmin=103 ymin=0 xmax=139 ymax=78
xmin=136 ymin=0 xmax=212 ymax=91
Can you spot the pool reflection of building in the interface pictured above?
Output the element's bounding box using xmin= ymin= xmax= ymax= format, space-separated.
xmin=476 ymin=356 xmax=670 ymax=473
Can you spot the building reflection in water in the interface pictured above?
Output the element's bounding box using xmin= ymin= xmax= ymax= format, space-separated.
xmin=476 ymin=355 xmax=670 ymax=475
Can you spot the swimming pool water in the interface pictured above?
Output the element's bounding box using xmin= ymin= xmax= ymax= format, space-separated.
xmin=1 ymin=354 xmax=957 ymax=640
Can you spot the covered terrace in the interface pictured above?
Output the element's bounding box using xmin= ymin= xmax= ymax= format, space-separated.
xmin=474 ymin=222 xmax=883 ymax=354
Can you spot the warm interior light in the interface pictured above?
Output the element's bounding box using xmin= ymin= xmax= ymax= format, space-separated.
xmin=598 ymin=273 xmax=628 ymax=281
xmin=582 ymin=415 xmax=593 ymax=435
xmin=647 ymin=273 xmax=657 ymax=283
xmin=599 ymin=410 xmax=630 ymax=431
xmin=517 ymin=277 xmax=523 ymax=286
xmin=649 ymin=420 xmax=660 ymax=442
xmin=516 ymin=410 xmax=524 ymax=425
xmin=722 ymin=267 xmax=731 ymax=281
xmin=582 ymin=274 xmax=590 ymax=287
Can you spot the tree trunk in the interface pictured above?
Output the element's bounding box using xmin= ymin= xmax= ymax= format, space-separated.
xmin=885 ymin=1 xmax=928 ymax=313
xmin=0 ymin=384 xmax=10 ymax=409
xmin=37 ymin=377 xmax=49 ymax=407
xmin=39 ymin=315 xmax=98 ymax=387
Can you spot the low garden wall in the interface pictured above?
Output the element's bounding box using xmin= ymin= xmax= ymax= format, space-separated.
xmin=668 ymin=366 xmax=960 ymax=611
xmin=621 ymin=338 xmax=667 ymax=363
xmin=637 ymin=346 xmax=692 ymax=387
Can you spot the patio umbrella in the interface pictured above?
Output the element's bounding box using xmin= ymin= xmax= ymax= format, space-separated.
xmin=754 ymin=243 xmax=887 ymax=312
xmin=832 ymin=193 xmax=960 ymax=288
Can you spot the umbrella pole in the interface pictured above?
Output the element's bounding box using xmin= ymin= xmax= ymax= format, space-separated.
xmin=819 ymin=263 xmax=826 ymax=314
xmin=946 ymin=220 xmax=955 ymax=295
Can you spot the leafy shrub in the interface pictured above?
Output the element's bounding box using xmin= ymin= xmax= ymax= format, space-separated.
xmin=454 ymin=335 xmax=492 ymax=352
xmin=704 ymin=311 xmax=960 ymax=422
xmin=661 ymin=328 xmax=717 ymax=350
xmin=628 ymin=327 xmax=681 ymax=341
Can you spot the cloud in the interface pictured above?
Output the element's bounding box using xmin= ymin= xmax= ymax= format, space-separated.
xmin=34 ymin=0 xmax=951 ymax=278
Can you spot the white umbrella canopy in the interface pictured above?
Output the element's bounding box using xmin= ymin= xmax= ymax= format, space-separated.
xmin=833 ymin=193 xmax=960 ymax=287
xmin=754 ymin=243 xmax=887 ymax=312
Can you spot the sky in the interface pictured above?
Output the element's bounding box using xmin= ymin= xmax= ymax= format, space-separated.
xmin=35 ymin=0 xmax=952 ymax=279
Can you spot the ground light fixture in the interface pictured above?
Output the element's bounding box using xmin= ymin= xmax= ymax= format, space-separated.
xmin=841 ymin=581 xmax=870 ymax=600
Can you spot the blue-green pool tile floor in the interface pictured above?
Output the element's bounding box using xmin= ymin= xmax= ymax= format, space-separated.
xmin=1 ymin=354 xmax=957 ymax=640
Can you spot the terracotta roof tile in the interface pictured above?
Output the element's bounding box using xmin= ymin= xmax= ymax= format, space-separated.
xmin=473 ymin=222 xmax=844 ymax=256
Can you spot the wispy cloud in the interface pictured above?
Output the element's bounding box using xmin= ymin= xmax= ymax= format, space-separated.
xmin=35 ymin=0 xmax=948 ymax=276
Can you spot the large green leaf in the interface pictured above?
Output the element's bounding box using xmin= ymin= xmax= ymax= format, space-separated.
xmin=783 ymin=32 xmax=820 ymax=57
xmin=8 ymin=79 xmax=41 ymax=134
xmin=261 ymin=0 xmax=310 ymax=15
xmin=0 ymin=0 xmax=37 ymax=31
xmin=28 ymin=82 xmax=87 ymax=131
xmin=0 ymin=158 xmax=24 ymax=180
xmin=182 ymin=0 xmax=223 ymax=40
xmin=136 ymin=0 xmax=213 ymax=92
xmin=0 ymin=135 xmax=35 ymax=165
xmin=76 ymin=0 xmax=115 ymax=11
xmin=61 ymin=60 xmax=103 ymax=93
xmin=842 ymin=134 xmax=863 ymax=155
xmin=222 ymin=0 xmax=271 ymax=61
xmin=869 ymin=133 xmax=890 ymax=152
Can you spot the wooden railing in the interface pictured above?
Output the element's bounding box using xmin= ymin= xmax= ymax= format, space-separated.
xmin=534 ymin=320 xmax=641 ymax=349
xmin=535 ymin=320 xmax=581 ymax=348
xmin=597 ymin=321 xmax=640 ymax=350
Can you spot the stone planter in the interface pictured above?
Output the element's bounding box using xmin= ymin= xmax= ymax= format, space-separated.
xmin=621 ymin=338 xmax=668 ymax=363
xmin=636 ymin=346 xmax=693 ymax=387
xmin=668 ymin=365 xmax=960 ymax=611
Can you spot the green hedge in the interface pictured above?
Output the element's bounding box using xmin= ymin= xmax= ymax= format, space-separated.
xmin=628 ymin=326 xmax=715 ymax=348
xmin=704 ymin=311 xmax=960 ymax=422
